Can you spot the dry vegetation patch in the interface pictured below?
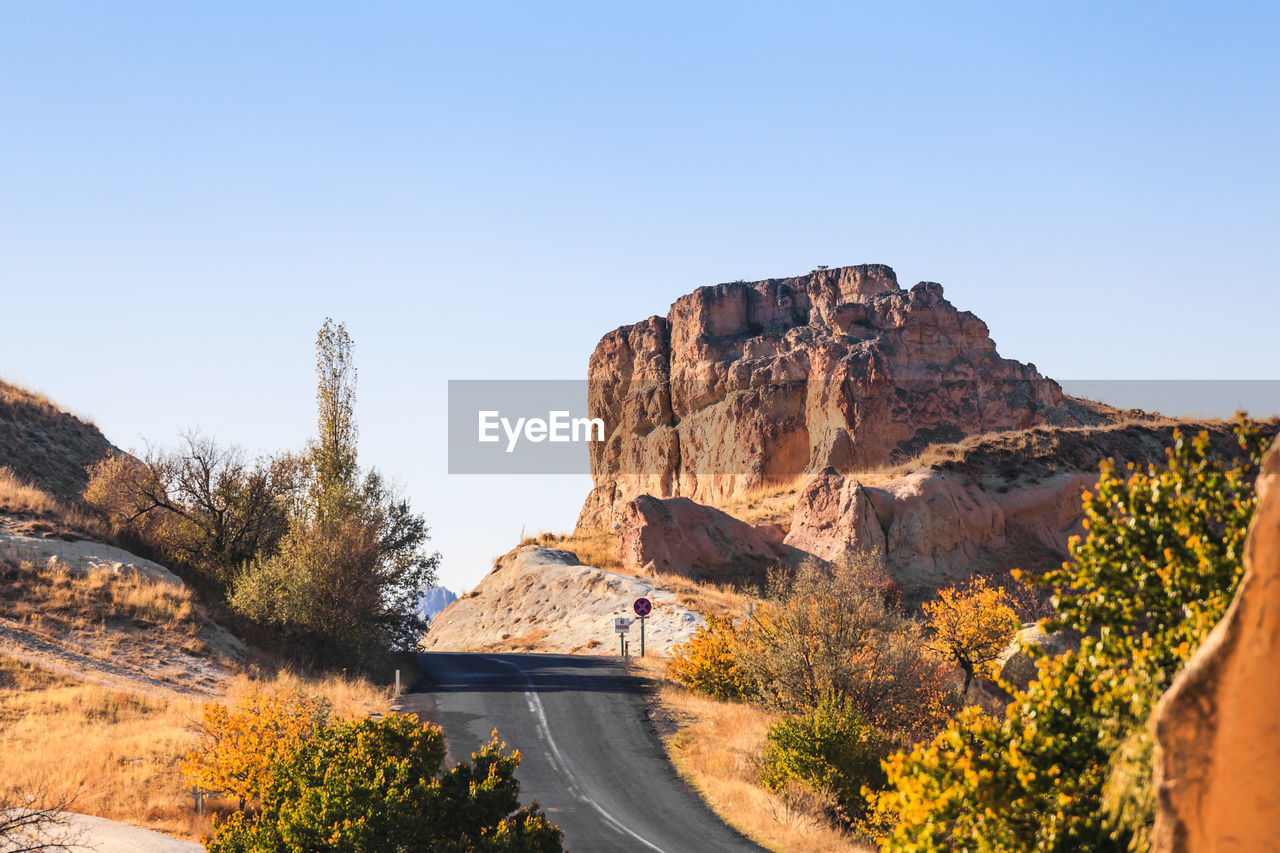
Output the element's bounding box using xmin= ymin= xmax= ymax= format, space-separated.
xmin=1 ymin=561 xmax=201 ymax=637
xmin=0 ymin=468 xmax=110 ymax=540
xmin=654 ymin=680 xmax=870 ymax=853
xmin=0 ymin=655 xmax=203 ymax=836
xmin=0 ymin=656 xmax=391 ymax=839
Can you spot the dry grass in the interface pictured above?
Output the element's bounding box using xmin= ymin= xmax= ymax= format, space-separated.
xmin=647 ymin=569 xmax=755 ymax=620
xmin=715 ymin=477 xmax=806 ymax=532
xmin=524 ymin=529 xmax=621 ymax=572
xmin=0 ymin=655 xmax=205 ymax=836
xmin=0 ymin=467 xmax=109 ymax=539
xmin=0 ymin=380 xmax=65 ymax=418
xmin=1 ymin=561 xmax=203 ymax=641
xmin=0 ymin=467 xmax=64 ymax=516
xmin=654 ymin=680 xmax=870 ymax=853
xmin=220 ymin=669 xmax=391 ymax=722
xmin=0 ymin=656 xmax=392 ymax=839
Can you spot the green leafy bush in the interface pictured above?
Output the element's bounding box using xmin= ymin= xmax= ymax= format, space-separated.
xmin=760 ymin=695 xmax=891 ymax=827
xmin=208 ymin=714 xmax=563 ymax=853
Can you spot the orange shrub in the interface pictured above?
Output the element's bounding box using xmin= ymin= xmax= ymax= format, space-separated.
xmin=667 ymin=616 xmax=754 ymax=701
xmin=180 ymin=688 xmax=331 ymax=809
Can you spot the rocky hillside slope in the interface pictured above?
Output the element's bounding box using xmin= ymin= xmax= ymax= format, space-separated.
xmin=783 ymin=419 xmax=1273 ymax=603
xmin=579 ymin=264 xmax=1112 ymax=531
xmin=422 ymin=546 xmax=704 ymax=656
xmin=0 ymin=379 xmax=120 ymax=502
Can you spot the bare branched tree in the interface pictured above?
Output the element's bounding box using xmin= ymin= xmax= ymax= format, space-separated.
xmin=0 ymin=783 xmax=82 ymax=853
xmin=84 ymin=433 xmax=304 ymax=582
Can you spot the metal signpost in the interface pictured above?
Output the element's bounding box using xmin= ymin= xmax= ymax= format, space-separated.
xmin=615 ymin=617 xmax=631 ymax=656
xmin=633 ymin=597 xmax=652 ymax=657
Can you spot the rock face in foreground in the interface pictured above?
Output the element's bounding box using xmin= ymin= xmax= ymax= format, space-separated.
xmin=1152 ymin=444 xmax=1280 ymax=851
xmin=579 ymin=264 xmax=1104 ymax=532
xmin=615 ymin=495 xmax=803 ymax=583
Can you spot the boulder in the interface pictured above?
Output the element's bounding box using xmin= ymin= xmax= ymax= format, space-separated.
xmin=784 ymin=465 xmax=1007 ymax=602
xmin=783 ymin=468 xmax=886 ymax=561
xmin=995 ymin=623 xmax=1080 ymax=690
xmin=1152 ymin=445 xmax=1280 ymax=851
xmin=616 ymin=494 xmax=799 ymax=583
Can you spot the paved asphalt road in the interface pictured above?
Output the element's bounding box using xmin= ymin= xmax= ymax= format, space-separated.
xmin=402 ymin=653 xmax=769 ymax=853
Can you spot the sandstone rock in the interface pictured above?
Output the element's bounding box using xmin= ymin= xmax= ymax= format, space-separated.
xmin=579 ymin=264 xmax=1106 ymax=531
xmin=784 ymin=466 xmax=1008 ymax=602
xmin=615 ymin=495 xmax=800 ymax=583
xmin=783 ymin=467 xmax=886 ymax=561
xmin=1151 ymin=444 xmax=1280 ymax=851
xmin=0 ymin=527 xmax=182 ymax=585
xmin=995 ymin=624 xmax=1080 ymax=691
xmin=779 ymin=421 xmax=1269 ymax=603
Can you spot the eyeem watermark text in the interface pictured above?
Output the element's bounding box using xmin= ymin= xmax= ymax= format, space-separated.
xmin=478 ymin=410 xmax=605 ymax=453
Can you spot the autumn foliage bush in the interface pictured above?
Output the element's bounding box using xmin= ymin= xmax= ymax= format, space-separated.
xmin=207 ymin=716 xmax=563 ymax=853
xmin=181 ymin=687 xmax=331 ymax=810
xmin=666 ymin=616 xmax=754 ymax=701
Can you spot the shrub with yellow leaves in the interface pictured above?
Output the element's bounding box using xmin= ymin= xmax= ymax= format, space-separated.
xmin=667 ymin=615 xmax=755 ymax=701
xmin=922 ymin=577 xmax=1019 ymax=696
xmin=180 ymin=687 xmax=331 ymax=810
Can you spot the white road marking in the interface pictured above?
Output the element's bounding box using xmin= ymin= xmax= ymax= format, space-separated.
xmin=484 ymin=656 xmax=672 ymax=853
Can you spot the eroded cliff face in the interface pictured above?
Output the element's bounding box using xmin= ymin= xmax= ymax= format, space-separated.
xmin=782 ymin=421 xmax=1256 ymax=602
xmin=579 ymin=264 xmax=1103 ymax=532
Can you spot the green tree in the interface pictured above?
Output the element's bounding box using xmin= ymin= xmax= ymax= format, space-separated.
xmin=207 ymin=715 xmax=564 ymax=853
xmin=311 ymin=319 xmax=359 ymax=522
xmin=872 ymin=418 xmax=1269 ymax=852
xmin=759 ymin=695 xmax=891 ymax=828
xmin=231 ymin=319 xmax=439 ymax=665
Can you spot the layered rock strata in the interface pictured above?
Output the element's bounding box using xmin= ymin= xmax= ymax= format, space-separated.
xmin=579 ymin=264 xmax=1103 ymax=532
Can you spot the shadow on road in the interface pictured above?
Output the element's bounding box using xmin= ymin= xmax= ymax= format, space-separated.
xmin=413 ymin=652 xmax=649 ymax=696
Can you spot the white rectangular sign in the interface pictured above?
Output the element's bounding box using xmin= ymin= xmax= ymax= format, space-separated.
xmin=614 ymin=618 xmax=632 ymax=633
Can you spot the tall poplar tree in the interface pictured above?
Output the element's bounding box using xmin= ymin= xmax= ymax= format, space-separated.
xmin=231 ymin=319 xmax=439 ymax=665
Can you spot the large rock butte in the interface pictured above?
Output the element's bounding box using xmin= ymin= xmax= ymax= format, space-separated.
xmin=577 ymin=264 xmax=1105 ymax=532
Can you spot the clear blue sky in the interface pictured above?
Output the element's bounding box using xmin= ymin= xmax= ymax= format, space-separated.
xmin=2 ymin=3 xmax=1277 ymax=591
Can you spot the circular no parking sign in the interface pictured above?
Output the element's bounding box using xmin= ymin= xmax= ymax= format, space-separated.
xmin=633 ymin=597 xmax=652 ymax=617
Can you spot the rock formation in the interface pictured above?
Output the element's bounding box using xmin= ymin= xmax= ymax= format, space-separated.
xmin=781 ymin=420 xmax=1263 ymax=601
xmin=615 ymin=495 xmax=803 ymax=583
xmin=1152 ymin=443 xmax=1280 ymax=851
xmin=578 ymin=264 xmax=1105 ymax=532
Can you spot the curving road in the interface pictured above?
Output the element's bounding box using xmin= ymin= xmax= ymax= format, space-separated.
xmin=402 ymin=653 xmax=768 ymax=853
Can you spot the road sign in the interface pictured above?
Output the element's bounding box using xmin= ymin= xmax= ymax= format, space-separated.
xmin=614 ymin=617 xmax=632 ymax=633
xmin=633 ymin=597 xmax=652 ymax=617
